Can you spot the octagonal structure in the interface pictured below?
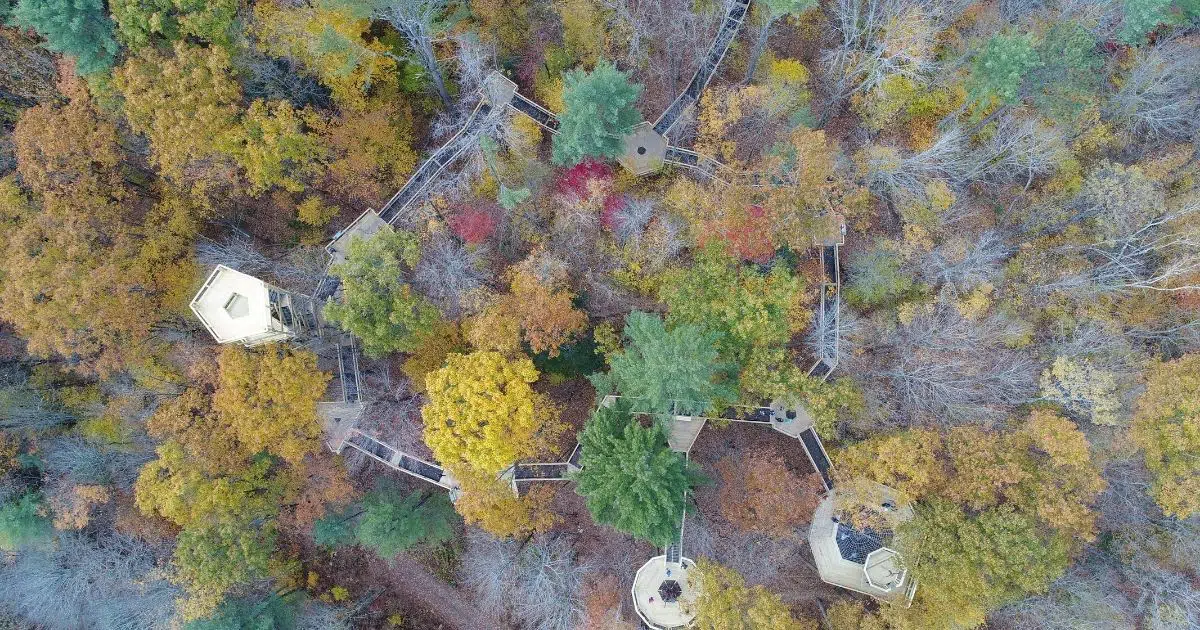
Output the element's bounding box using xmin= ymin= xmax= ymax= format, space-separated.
xmin=808 ymin=485 xmax=917 ymax=606
xmin=864 ymin=547 xmax=908 ymax=592
xmin=618 ymin=122 xmax=668 ymax=176
xmin=190 ymin=265 xmax=318 ymax=347
xmin=633 ymin=555 xmax=697 ymax=629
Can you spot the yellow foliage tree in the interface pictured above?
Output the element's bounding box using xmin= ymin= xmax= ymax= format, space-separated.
xmin=452 ymin=471 xmax=558 ymax=538
xmin=211 ymin=344 xmax=331 ymax=465
xmin=114 ymin=42 xmax=241 ymax=195
xmin=688 ymin=560 xmax=816 ymax=630
xmin=252 ymin=0 xmax=396 ymax=110
xmin=422 ymin=351 xmax=565 ymax=476
xmin=401 ymin=321 xmax=466 ymax=393
xmin=1131 ymin=353 xmax=1200 ymax=518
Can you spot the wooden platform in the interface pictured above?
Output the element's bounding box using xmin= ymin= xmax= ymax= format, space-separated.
xmin=666 ymin=416 xmax=706 ymax=453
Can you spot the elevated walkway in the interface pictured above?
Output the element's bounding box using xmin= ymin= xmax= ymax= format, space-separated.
xmin=337 ymin=429 xmax=460 ymax=497
xmin=653 ymin=0 xmax=752 ymax=137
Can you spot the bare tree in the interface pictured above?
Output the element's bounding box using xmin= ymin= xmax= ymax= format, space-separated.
xmin=957 ymin=115 xmax=1066 ymax=189
xmin=602 ymin=0 xmax=725 ymax=113
xmin=917 ymin=230 xmax=1009 ymax=289
xmin=460 ymin=530 xmax=522 ymax=626
xmin=371 ymin=0 xmax=452 ymax=107
xmin=414 ymin=235 xmax=490 ymax=316
xmin=41 ymin=436 xmax=151 ymax=491
xmin=512 ymin=535 xmax=591 ymax=630
xmin=993 ymin=556 xmax=1135 ymax=630
xmin=848 ymin=303 xmax=1038 ymax=425
xmin=1104 ymin=39 xmax=1200 ymax=143
xmin=1044 ymin=201 xmax=1200 ymax=297
xmin=0 ymin=383 xmax=73 ymax=431
xmin=820 ymin=0 xmax=967 ymax=104
xmin=0 ymin=531 xmax=178 ymax=629
xmin=460 ymin=531 xmax=591 ymax=630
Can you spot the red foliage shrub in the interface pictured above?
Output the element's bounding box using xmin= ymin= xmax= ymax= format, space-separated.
xmin=701 ymin=205 xmax=776 ymax=264
xmin=556 ymin=159 xmax=613 ymax=199
xmin=448 ymin=203 xmax=499 ymax=244
xmin=600 ymin=195 xmax=627 ymax=232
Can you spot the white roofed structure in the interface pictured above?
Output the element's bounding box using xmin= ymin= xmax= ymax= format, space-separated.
xmin=190 ymin=265 xmax=317 ymax=347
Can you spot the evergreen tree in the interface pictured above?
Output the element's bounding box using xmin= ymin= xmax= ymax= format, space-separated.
xmin=574 ymin=399 xmax=701 ymax=547
xmin=10 ymin=0 xmax=119 ymax=75
xmin=551 ymin=61 xmax=643 ymax=166
xmin=0 ymin=493 xmax=52 ymax=551
xmin=1119 ymin=0 xmax=1176 ymax=44
xmin=184 ymin=593 xmax=296 ymax=630
xmin=312 ymin=506 xmax=360 ymax=549
xmin=966 ymin=32 xmax=1041 ymax=109
xmin=592 ymin=311 xmax=736 ymax=416
xmin=355 ymin=487 xmax=456 ymax=558
xmin=324 ymin=228 xmax=442 ymax=357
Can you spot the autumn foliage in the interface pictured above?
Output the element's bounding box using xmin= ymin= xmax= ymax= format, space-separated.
xmin=716 ymin=446 xmax=823 ymax=537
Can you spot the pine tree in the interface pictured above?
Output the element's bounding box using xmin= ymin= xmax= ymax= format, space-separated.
xmin=551 ymin=61 xmax=643 ymax=166
xmin=574 ymin=399 xmax=700 ymax=547
xmin=966 ymin=33 xmax=1041 ymax=109
xmin=591 ymin=311 xmax=736 ymax=416
xmin=10 ymin=0 xmax=119 ymax=75
xmin=355 ymin=487 xmax=456 ymax=558
xmin=0 ymin=493 xmax=52 ymax=551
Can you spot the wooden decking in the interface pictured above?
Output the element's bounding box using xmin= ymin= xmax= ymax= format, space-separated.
xmin=666 ymin=416 xmax=707 ymax=453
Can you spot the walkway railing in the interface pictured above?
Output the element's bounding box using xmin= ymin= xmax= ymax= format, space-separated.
xmin=339 ymin=429 xmax=459 ymax=493
xmin=808 ymin=243 xmax=842 ymax=379
xmin=652 ymin=0 xmax=752 ymax=137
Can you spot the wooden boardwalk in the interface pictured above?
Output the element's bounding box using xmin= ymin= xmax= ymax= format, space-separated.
xmin=308 ymin=0 xmax=858 ymax=606
xmin=653 ymin=0 xmax=752 ymax=137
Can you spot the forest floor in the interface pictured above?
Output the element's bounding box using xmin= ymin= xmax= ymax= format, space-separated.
xmin=368 ymin=553 xmax=487 ymax=630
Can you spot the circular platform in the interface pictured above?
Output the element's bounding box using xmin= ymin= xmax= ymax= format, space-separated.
xmin=617 ymin=122 xmax=668 ymax=176
xmin=632 ymin=555 xmax=697 ymax=629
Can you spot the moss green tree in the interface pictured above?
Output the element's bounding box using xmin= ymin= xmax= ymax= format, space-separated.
xmin=324 ymin=228 xmax=441 ymax=357
xmin=574 ymin=399 xmax=701 ymax=547
xmin=658 ymin=247 xmax=803 ymax=366
xmin=172 ymin=520 xmax=277 ymax=620
xmin=0 ymin=493 xmax=52 ymax=551
xmin=1117 ymin=0 xmax=1195 ymax=44
xmin=592 ymin=312 xmax=736 ymax=416
xmin=551 ymin=61 xmax=643 ymax=166
xmin=217 ymin=99 xmax=327 ymax=196
xmin=897 ymin=501 xmax=1069 ymax=629
xmin=108 ymin=0 xmax=240 ymax=50
xmin=966 ymin=33 xmax=1041 ymax=110
xmin=355 ymin=487 xmax=457 ymax=558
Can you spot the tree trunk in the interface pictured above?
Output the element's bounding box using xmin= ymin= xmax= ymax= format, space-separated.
xmin=419 ymin=38 xmax=452 ymax=108
xmin=742 ymin=17 xmax=775 ymax=85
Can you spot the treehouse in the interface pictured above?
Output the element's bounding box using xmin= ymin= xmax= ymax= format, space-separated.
xmin=809 ymin=481 xmax=917 ymax=605
xmin=190 ymin=265 xmax=318 ymax=347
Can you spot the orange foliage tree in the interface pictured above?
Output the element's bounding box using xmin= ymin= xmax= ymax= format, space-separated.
xmin=716 ymin=445 xmax=823 ymax=537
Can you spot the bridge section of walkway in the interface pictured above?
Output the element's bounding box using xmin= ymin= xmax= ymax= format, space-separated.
xmin=653 ymin=0 xmax=752 ymax=138
xmin=338 ymin=429 xmax=460 ymax=496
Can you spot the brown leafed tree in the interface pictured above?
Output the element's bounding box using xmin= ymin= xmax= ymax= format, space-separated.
xmin=578 ymin=574 xmax=636 ymax=630
xmin=716 ymin=445 xmax=822 ymax=537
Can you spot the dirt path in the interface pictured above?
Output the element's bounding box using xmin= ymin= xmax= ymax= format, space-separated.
xmin=374 ymin=553 xmax=488 ymax=630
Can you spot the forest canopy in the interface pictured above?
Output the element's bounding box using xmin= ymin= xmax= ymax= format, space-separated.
xmin=1 ymin=0 xmax=1198 ymax=628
